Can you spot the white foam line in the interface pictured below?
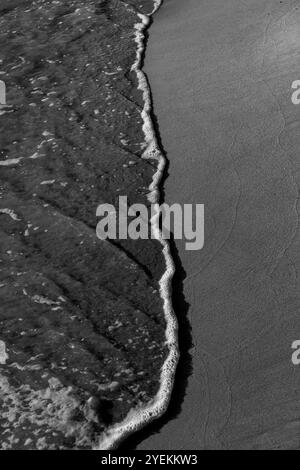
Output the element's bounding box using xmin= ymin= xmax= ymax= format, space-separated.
xmin=96 ymin=1 xmax=179 ymax=450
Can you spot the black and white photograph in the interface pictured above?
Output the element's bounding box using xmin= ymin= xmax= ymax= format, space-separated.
xmin=1 ymin=0 xmax=300 ymax=453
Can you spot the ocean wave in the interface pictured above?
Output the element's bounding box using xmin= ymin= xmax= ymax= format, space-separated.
xmin=96 ymin=0 xmax=179 ymax=450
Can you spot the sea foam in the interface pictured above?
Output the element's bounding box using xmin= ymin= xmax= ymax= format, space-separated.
xmin=96 ymin=0 xmax=179 ymax=450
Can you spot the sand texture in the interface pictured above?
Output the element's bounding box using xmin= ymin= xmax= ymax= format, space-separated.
xmin=139 ymin=0 xmax=300 ymax=450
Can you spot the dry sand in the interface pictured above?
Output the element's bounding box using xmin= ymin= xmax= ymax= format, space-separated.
xmin=139 ymin=0 xmax=300 ymax=449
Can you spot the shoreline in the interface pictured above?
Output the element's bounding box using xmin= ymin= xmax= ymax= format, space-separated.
xmin=96 ymin=1 xmax=179 ymax=450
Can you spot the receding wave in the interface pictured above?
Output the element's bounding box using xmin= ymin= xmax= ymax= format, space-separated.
xmin=96 ymin=0 xmax=179 ymax=450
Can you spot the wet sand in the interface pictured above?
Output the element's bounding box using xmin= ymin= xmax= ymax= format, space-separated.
xmin=140 ymin=0 xmax=300 ymax=449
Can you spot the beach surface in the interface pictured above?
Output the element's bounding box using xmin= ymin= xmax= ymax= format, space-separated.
xmin=140 ymin=0 xmax=300 ymax=449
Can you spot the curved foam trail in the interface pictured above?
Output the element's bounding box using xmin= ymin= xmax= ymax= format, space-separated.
xmin=96 ymin=0 xmax=179 ymax=450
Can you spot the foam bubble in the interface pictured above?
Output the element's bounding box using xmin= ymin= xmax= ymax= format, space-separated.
xmin=96 ymin=1 xmax=179 ymax=450
xmin=0 ymin=341 xmax=8 ymax=365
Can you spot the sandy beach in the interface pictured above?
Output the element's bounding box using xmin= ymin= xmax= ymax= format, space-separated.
xmin=139 ymin=0 xmax=300 ymax=449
